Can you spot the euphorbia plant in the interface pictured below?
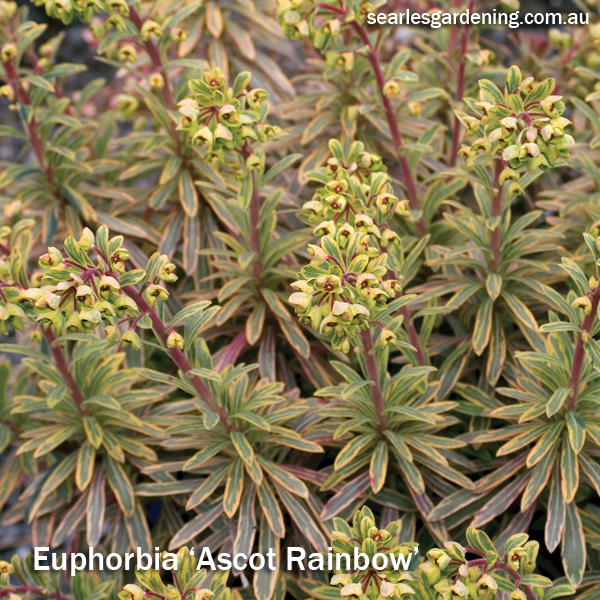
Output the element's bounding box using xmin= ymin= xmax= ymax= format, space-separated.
xmin=3 ymin=0 xmax=600 ymax=598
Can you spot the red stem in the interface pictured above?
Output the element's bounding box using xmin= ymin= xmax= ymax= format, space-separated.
xmin=348 ymin=21 xmax=426 ymax=236
xmin=127 ymin=5 xmax=183 ymax=155
xmin=118 ymin=281 xmax=232 ymax=430
xmin=449 ymin=0 xmax=474 ymax=167
xmin=489 ymin=160 xmax=504 ymax=273
xmin=2 ymin=59 xmax=54 ymax=186
xmin=43 ymin=329 xmax=85 ymax=414
xmin=566 ymin=282 xmax=600 ymax=410
xmin=385 ymin=263 xmax=427 ymax=366
xmin=555 ymin=32 xmax=586 ymax=95
xmin=399 ymin=305 xmax=427 ymax=366
xmin=0 ymin=587 xmax=70 ymax=600
xmin=360 ymin=329 xmax=387 ymax=433
xmin=464 ymin=550 xmax=537 ymax=600
xmin=127 ymin=6 xmax=175 ymax=111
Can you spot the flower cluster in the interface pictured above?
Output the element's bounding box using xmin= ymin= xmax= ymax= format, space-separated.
xmin=177 ymin=69 xmax=281 ymax=162
xmin=28 ymin=227 xmax=178 ymax=350
xmin=0 ymin=0 xmax=16 ymax=22
xmin=459 ymin=66 xmax=574 ymax=173
xmin=118 ymin=548 xmax=230 ymax=600
xmin=418 ymin=528 xmax=549 ymax=600
xmin=328 ymin=506 xmax=417 ymax=600
xmin=290 ymin=232 xmax=399 ymax=352
xmin=276 ymin=0 xmax=373 ymax=49
xmin=30 ymin=0 xmax=104 ymax=24
xmin=304 ymin=139 xmax=408 ymax=246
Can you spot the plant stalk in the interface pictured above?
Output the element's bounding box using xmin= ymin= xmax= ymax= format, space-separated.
xmin=449 ymin=0 xmax=474 ymax=166
xmin=348 ymin=20 xmax=426 ymax=236
xmin=489 ymin=159 xmax=504 ymax=273
xmin=464 ymin=550 xmax=537 ymax=600
xmin=398 ymin=304 xmax=427 ymax=366
xmin=360 ymin=329 xmax=387 ymax=433
xmin=2 ymin=59 xmax=54 ymax=186
xmin=119 ymin=282 xmax=233 ymax=430
xmin=43 ymin=329 xmax=85 ymax=414
xmin=128 ymin=6 xmax=176 ymax=112
xmin=128 ymin=6 xmax=183 ymax=155
xmin=0 ymin=587 xmax=70 ymax=600
xmin=385 ymin=264 xmax=427 ymax=366
xmin=566 ymin=281 xmax=600 ymax=410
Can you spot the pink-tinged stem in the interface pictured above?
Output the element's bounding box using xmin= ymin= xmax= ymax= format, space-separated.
xmin=489 ymin=159 xmax=504 ymax=273
xmin=0 ymin=587 xmax=70 ymax=600
xmin=315 ymin=8 xmax=425 ymax=234
xmin=463 ymin=549 xmax=537 ymax=600
xmin=399 ymin=304 xmax=427 ymax=366
xmin=555 ymin=32 xmax=586 ymax=94
xmin=566 ymin=282 xmax=600 ymax=410
xmin=2 ymin=58 xmax=54 ymax=186
xmin=43 ymin=330 xmax=85 ymax=414
xmin=128 ymin=6 xmax=175 ymax=112
xmin=386 ymin=263 xmax=427 ymax=366
xmin=128 ymin=6 xmax=183 ymax=155
xmin=349 ymin=21 xmax=426 ymax=236
xmin=449 ymin=0 xmax=474 ymax=166
xmin=360 ymin=329 xmax=387 ymax=433
xmin=119 ymin=282 xmax=233 ymax=430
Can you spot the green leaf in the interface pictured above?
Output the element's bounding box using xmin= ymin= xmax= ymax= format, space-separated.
xmin=183 ymin=441 xmax=230 ymax=471
xmin=254 ymin=514 xmax=279 ymax=600
xmin=257 ymin=456 xmax=308 ymax=498
xmin=560 ymin=432 xmax=579 ymax=503
xmin=543 ymin=585 xmax=576 ymax=600
xmin=520 ymin=575 xmax=553 ymax=587
xmin=257 ymin=478 xmax=285 ymax=538
xmin=224 ymin=459 xmax=244 ymax=517
xmin=538 ymin=322 xmax=580 ymax=333
xmin=169 ymin=300 xmax=213 ymax=326
xmin=334 ymin=434 xmax=377 ymax=470
xmin=545 ymin=464 xmax=565 ymax=553
xmin=169 ymin=500 xmax=224 ymax=550
xmin=82 ymin=416 xmax=103 ymax=449
xmin=472 ymin=298 xmax=493 ymax=356
xmin=561 ymin=502 xmax=586 ymax=587
xmin=503 ymin=291 xmax=538 ymax=331
xmin=125 ymin=503 xmax=153 ymax=557
xmin=186 ymin=465 xmax=230 ymax=510
xmin=86 ymin=472 xmax=105 ymax=546
xmin=546 ymin=388 xmax=571 ymax=417
xmin=230 ymin=432 xmax=255 ymax=467
xmin=246 ymin=303 xmax=266 ymax=345
xmin=579 ymin=453 xmax=600 ymax=496
xmin=262 ymin=154 xmax=302 ymax=186
xmin=478 ymin=79 xmax=505 ymax=104
xmin=39 ymin=451 xmax=78 ymax=499
xmin=486 ymin=273 xmax=502 ymax=301
xmin=320 ymin=472 xmax=370 ymax=521
xmin=104 ymin=455 xmax=135 ymax=517
xmin=76 ymin=441 xmax=95 ymax=491
xmin=385 ymin=405 xmax=436 ymax=424
xmin=566 ymin=411 xmax=586 ymax=454
xmin=369 ymin=441 xmax=388 ymax=493
xmin=179 ymin=170 xmax=199 ymax=217
xmin=274 ymin=483 xmax=327 ymax=551
xmin=118 ymin=270 xmax=146 ymax=287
